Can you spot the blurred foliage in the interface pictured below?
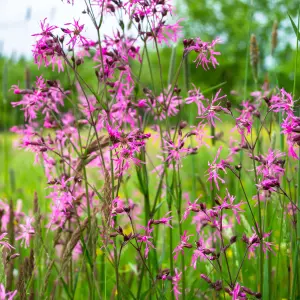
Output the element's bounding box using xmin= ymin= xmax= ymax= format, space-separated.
xmin=173 ymin=0 xmax=300 ymax=96
xmin=1 ymin=0 xmax=300 ymax=130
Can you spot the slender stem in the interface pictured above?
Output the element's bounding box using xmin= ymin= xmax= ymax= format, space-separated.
xmin=234 ymin=247 xmax=249 ymax=285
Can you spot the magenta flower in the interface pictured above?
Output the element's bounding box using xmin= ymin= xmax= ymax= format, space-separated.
xmin=197 ymin=89 xmax=228 ymax=127
xmin=235 ymin=101 xmax=257 ymax=136
xmin=231 ymin=283 xmax=247 ymax=300
xmin=62 ymin=19 xmax=89 ymax=49
xmin=173 ymin=231 xmax=193 ymax=260
xmin=186 ymin=85 xmax=206 ymax=115
xmin=145 ymin=86 xmax=181 ymax=120
xmin=281 ymin=114 xmax=300 ymax=159
xmin=137 ymin=233 xmax=155 ymax=259
xmin=191 ymin=238 xmax=214 ymax=269
xmin=150 ymin=20 xmax=183 ymax=46
xmin=172 ymin=268 xmax=182 ymax=300
xmin=184 ymin=37 xmax=221 ymax=70
xmin=16 ymin=217 xmax=35 ymax=248
xmin=114 ymin=148 xmax=143 ymax=177
xmin=247 ymin=228 xmax=275 ymax=259
xmin=0 ymin=233 xmax=14 ymax=250
xmin=11 ymin=76 xmax=65 ymax=123
xmin=163 ymin=135 xmax=196 ymax=166
xmin=182 ymin=198 xmax=200 ymax=222
xmin=219 ymin=189 xmax=245 ymax=224
xmin=256 ymin=176 xmax=280 ymax=192
xmin=190 ymin=122 xmax=213 ymax=148
xmin=207 ymin=146 xmax=227 ymax=190
xmin=152 ymin=212 xmax=173 ymax=228
xmin=270 ymin=88 xmax=294 ymax=114
xmin=32 ymin=18 xmax=63 ymax=71
xmin=256 ymin=149 xmax=285 ymax=178
xmin=0 ymin=284 xmax=17 ymax=300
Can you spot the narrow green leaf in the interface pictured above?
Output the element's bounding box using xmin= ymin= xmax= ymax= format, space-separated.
xmin=288 ymin=13 xmax=300 ymax=40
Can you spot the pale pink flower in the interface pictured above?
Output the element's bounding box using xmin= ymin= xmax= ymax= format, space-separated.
xmin=16 ymin=217 xmax=35 ymax=248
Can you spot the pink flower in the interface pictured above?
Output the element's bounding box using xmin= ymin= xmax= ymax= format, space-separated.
xmin=184 ymin=37 xmax=221 ymax=70
xmin=0 ymin=284 xmax=17 ymax=300
xmin=114 ymin=148 xmax=143 ymax=177
xmin=256 ymin=176 xmax=280 ymax=192
xmin=281 ymin=114 xmax=300 ymax=159
xmin=16 ymin=217 xmax=35 ymax=248
xmin=173 ymin=231 xmax=193 ymax=260
xmin=62 ymin=19 xmax=89 ymax=49
xmin=231 ymin=283 xmax=242 ymax=300
xmin=197 ymin=89 xmax=228 ymax=127
xmin=172 ymin=268 xmax=182 ymax=300
xmin=137 ymin=233 xmax=155 ymax=259
xmin=207 ymin=146 xmax=227 ymax=190
xmin=182 ymin=198 xmax=200 ymax=222
xmin=0 ymin=233 xmax=14 ymax=250
xmin=235 ymin=101 xmax=257 ymax=136
xmin=246 ymin=228 xmax=275 ymax=259
xmin=152 ymin=212 xmax=173 ymax=228
xmin=191 ymin=122 xmax=213 ymax=148
xmin=219 ymin=189 xmax=245 ymax=224
xmin=270 ymin=88 xmax=294 ymax=114
xmin=162 ymin=135 xmax=196 ymax=166
xmin=150 ymin=20 xmax=183 ymax=46
xmin=186 ymin=85 xmax=206 ymax=115
xmin=191 ymin=238 xmax=214 ymax=269
xmin=32 ymin=18 xmax=63 ymax=71
xmin=145 ymin=86 xmax=182 ymax=120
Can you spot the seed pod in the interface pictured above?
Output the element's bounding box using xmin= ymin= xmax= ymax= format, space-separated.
xmin=250 ymin=34 xmax=259 ymax=82
xmin=271 ymin=21 xmax=278 ymax=56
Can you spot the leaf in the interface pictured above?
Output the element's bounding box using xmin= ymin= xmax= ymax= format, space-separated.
xmin=202 ymin=81 xmax=227 ymax=94
xmin=288 ymin=13 xmax=300 ymax=41
xmin=153 ymin=200 xmax=166 ymax=215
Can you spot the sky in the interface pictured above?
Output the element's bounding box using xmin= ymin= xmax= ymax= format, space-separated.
xmin=0 ymin=0 xmax=111 ymax=58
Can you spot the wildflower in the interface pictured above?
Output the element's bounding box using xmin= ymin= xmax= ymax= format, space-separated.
xmin=145 ymin=86 xmax=182 ymax=120
xmin=184 ymin=37 xmax=221 ymax=70
xmin=16 ymin=217 xmax=35 ymax=248
xmin=62 ymin=19 xmax=89 ymax=49
xmin=137 ymin=233 xmax=155 ymax=259
xmin=150 ymin=20 xmax=183 ymax=46
xmin=0 ymin=233 xmax=14 ymax=250
xmin=227 ymin=137 xmax=241 ymax=162
xmin=173 ymin=231 xmax=193 ymax=260
xmin=197 ymin=89 xmax=228 ymax=127
xmin=114 ymin=148 xmax=143 ymax=177
xmin=190 ymin=122 xmax=213 ymax=148
xmin=207 ymin=146 xmax=227 ymax=190
xmin=182 ymin=198 xmax=201 ymax=221
xmin=228 ymin=283 xmax=248 ymax=300
xmin=172 ymin=268 xmax=182 ymax=300
xmin=152 ymin=212 xmax=173 ymax=228
xmin=255 ymin=149 xmax=285 ymax=178
xmin=235 ymin=100 xmax=258 ymax=136
xmin=32 ymin=18 xmax=63 ymax=71
xmin=281 ymin=114 xmax=300 ymax=159
xmin=219 ymin=189 xmax=245 ymax=224
xmin=0 ymin=284 xmax=17 ymax=300
xmin=163 ymin=135 xmax=196 ymax=166
xmin=256 ymin=176 xmax=280 ymax=192
xmin=270 ymin=88 xmax=294 ymax=114
xmin=191 ymin=238 xmax=214 ymax=269
xmin=246 ymin=228 xmax=275 ymax=258
xmin=186 ymin=85 xmax=206 ymax=115
xmin=11 ymin=76 xmax=65 ymax=123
